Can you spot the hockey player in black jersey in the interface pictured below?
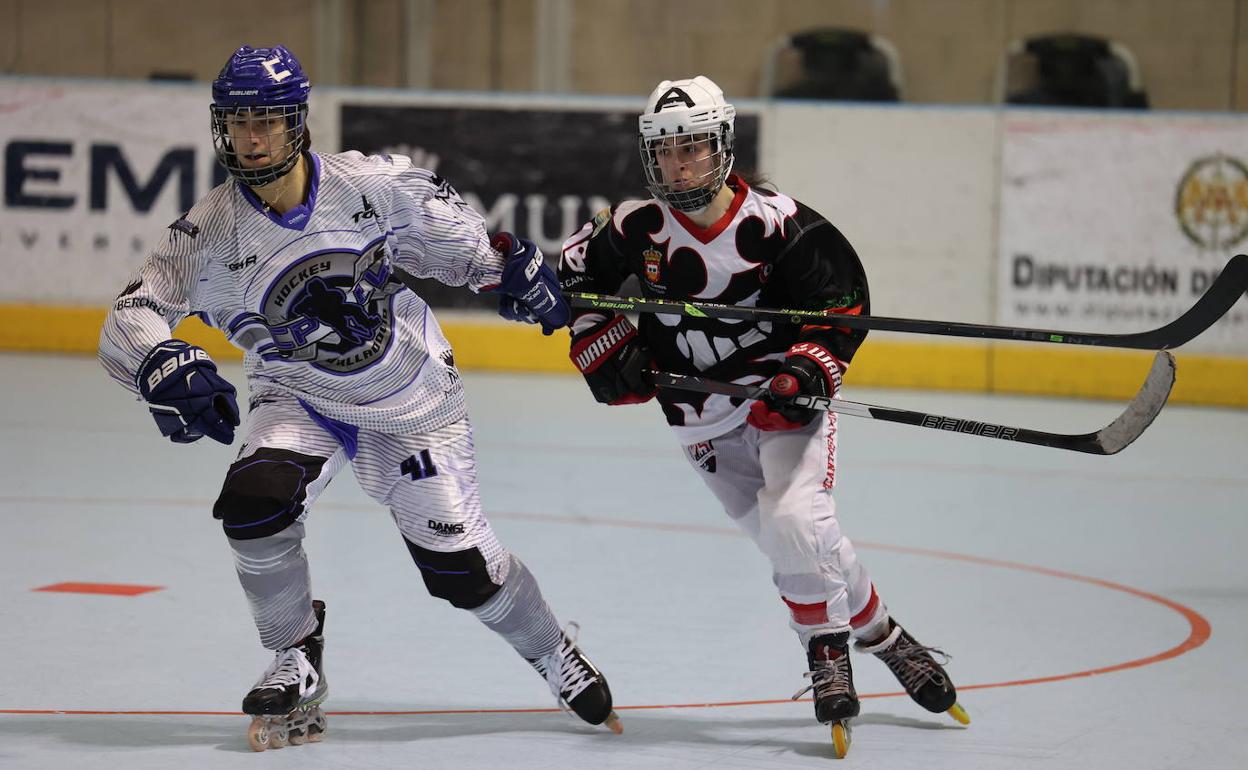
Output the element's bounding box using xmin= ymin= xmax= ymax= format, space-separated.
xmin=558 ymin=75 xmax=968 ymax=758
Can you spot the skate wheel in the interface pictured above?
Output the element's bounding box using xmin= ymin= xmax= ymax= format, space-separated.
xmin=830 ymin=720 xmax=852 ymax=759
xmin=308 ymin=710 xmax=328 ymax=742
xmin=602 ymin=711 xmax=624 ymax=735
xmin=247 ymin=716 xmax=272 ymax=752
xmin=288 ymin=729 xmax=306 ymax=746
xmin=947 ymin=702 xmax=970 ymax=725
xmin=268 ymin=720 xmax=289 ymax=749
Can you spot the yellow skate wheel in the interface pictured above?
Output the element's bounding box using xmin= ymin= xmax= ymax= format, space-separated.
xmin=947 ymin=703 xmax=970 ymax=725
xmin=603 ymin=711 xmax=624 ymax=734
xmin=830 ymin=720 xmax=852 ymax=759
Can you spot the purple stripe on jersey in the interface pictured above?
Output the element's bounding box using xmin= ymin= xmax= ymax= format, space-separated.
xmin=227 ymin=312 xmax=268 ymax=334
xmin=297 ymin=398 xmax=360 ymax=460
xmin=238 ymin=153 xmax=322 ymax=231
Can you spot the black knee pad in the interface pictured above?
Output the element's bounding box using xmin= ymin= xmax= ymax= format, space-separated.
xmin=213 ymin=448 xmax=327 ymax=540
xmin=403 ymin=539 xmax=502 ymax=610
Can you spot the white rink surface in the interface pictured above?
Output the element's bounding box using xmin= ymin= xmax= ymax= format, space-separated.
xmin=1 ymin=351 xmax=1245 ymax=770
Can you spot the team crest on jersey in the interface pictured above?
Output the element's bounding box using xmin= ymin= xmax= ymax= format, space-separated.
xmin=687 ymin=440 xmax=716 ymax=473
xmin=643 ymin=247 xmax=663 ymax=285
xmin=260 ymin=239 xmax=402 ymax=373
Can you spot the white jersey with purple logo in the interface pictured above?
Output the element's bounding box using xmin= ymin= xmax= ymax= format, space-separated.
xmin=100 ymin=151 xmax=506 ymax=435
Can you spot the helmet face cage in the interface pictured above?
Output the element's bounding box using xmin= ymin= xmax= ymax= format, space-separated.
xmin=210 ymin=103 xmax=307 ymax=186
xmin=637 ymin=76 xmax=736 ymax=213
xmin=639 ymin=126 xmax=734 ymax=213
xmin=210 ymin=44 xmax=310 ymax=186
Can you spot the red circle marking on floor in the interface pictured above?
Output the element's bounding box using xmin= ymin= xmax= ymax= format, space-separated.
xmin=0 ymin=505 xmax=1211 ymax=717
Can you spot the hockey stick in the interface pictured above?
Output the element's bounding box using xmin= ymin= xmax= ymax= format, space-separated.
xmin=567 ymin=254 xmax=1248 ymax=350
xmin=646 ymin=350 xmax=1175 ymax=455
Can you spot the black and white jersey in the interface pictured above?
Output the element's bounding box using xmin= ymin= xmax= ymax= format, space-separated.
xmin=100 ymin=151 xmax=506 ymax=435
xmin=559 ymin=175 xmax=869 ymax=443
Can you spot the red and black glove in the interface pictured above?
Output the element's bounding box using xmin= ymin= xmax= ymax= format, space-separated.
xmin=570 ymin=314 xmax=657 ymax=405
xmin=747 ymin=342 xmax=845 ymax=431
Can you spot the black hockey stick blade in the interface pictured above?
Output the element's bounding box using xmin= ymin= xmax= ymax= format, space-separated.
xmin=646 ymin=350 xmax=1175 ymax=455
xmin=568 ymin=254 xmax=1248 ymax=350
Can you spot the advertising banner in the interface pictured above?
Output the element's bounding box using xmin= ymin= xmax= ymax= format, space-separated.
xmin=341 ymin=103 xmax=758 ymax=308
xmin=1 ymin=81 xmax=228 ymax=303
xmin=998 ymin=111 xmax=1248 ymax=355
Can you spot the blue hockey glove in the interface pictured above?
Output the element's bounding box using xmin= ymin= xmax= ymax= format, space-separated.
xmin=137 ymin=340 xmax=240 ymax=445
xmin=490 ymin=232 xmax=570 ymax=335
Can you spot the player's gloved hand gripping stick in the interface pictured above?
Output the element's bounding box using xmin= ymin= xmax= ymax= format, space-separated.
xmin=569 ymin=314 xmax=656 ymax=405
xmin=138 ymin=340 xmax=240 ymax=445
xmin=489 ymin=232 xmax=570 ymax=335
xmin=747 ymin=341 xmax=845 ymax=431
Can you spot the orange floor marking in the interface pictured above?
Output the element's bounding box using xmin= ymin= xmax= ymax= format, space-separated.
xmin=2 ymin=525 xmax=1212 ymax=718
xmin=33 ymin=582 xmax=164 ymax=596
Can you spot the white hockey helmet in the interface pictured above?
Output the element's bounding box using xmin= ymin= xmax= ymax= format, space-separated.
xmin=638 ymin=75 xmax=736 ymax=213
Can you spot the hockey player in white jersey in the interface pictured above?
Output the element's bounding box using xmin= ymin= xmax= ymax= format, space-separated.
xmin=558 ymin=76 xmax=968 ymax=758
xmin=98 ymin=44 xmax=620 ymax=750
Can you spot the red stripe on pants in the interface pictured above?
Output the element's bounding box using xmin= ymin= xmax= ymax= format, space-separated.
xmin=849 ymin=584 xmax=880 ymax=629
xmin=783 ymin=597 xmax=830 ymax=626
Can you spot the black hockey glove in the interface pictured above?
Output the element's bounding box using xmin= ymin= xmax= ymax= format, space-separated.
xmin=490 ymin=232 xmax=570 ymax=335
xmin=748 ymin=342 xmax=844 ymax=431
xmin=138 ymin=340 xmax=240 ymax=444
xmin=569 ymin=314 xmax=656 ymax=405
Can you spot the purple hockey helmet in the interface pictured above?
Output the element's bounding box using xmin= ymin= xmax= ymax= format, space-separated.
xmin=210 ymin=45 xmax=311 ymax=186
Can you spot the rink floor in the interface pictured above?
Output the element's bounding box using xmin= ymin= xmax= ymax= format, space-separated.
xmin=1 ymin=351 xmax=1245 ymax=770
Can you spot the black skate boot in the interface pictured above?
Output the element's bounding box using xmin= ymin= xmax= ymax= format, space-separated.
xmin=792 ymin=631 xmax=858 ymax=759
xmin=856 ymin=619 xmax=969 ymax=725
xmin=242 ymin=599 xmax=329 ymax=751
xmin=527 ymin=623 xmax=622 ymax=734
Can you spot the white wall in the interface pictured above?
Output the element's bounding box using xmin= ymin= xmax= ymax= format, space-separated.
xmin=763 ymin=103 xmax=1000 ymax=324
xmin=3 ymin=77 xmax=1246 ymax=355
